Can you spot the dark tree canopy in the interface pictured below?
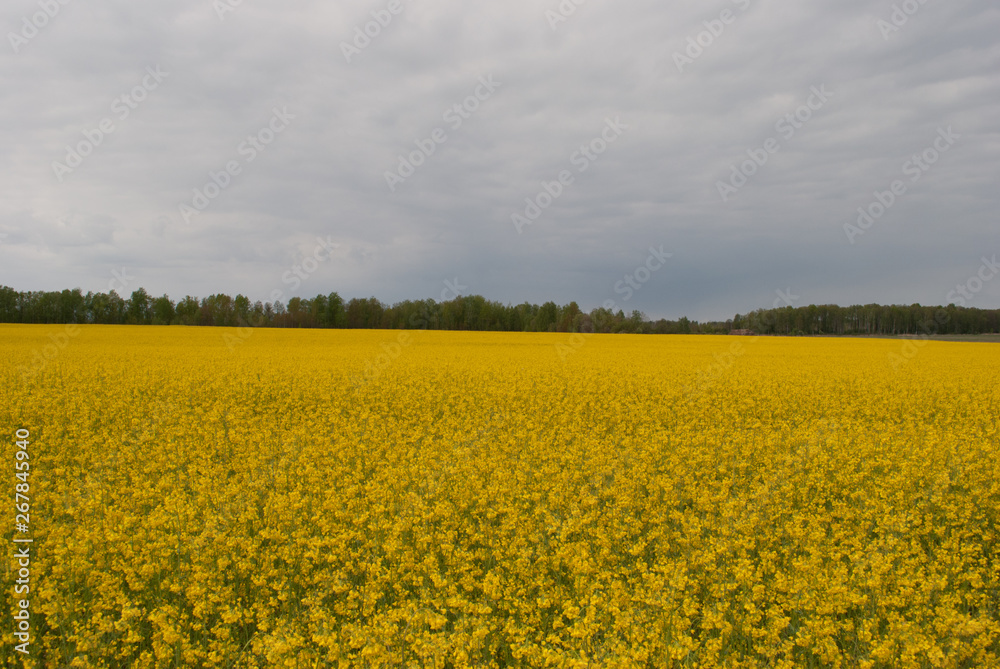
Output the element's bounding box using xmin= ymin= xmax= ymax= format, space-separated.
xmin=0 ymin=285 xmax=997 ymax=336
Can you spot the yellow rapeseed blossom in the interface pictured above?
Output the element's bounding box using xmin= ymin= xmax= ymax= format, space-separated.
xmin=1 ymin=325 xmax=998 ymax=667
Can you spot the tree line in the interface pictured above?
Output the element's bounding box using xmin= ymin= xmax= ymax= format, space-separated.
xmin=734 ymin=303 xmax=1000 ymax=336
xmin=0 ymin=285 xmax=997 ymax=335
xmin=0 ymin=286 xmax=724 ymax=334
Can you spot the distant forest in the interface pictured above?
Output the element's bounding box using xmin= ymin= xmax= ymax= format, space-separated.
xmin=1 ymin=286 xmax=998 ymax=336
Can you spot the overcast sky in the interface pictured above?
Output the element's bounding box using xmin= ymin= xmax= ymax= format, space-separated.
xmin=1 ymin=0 xmax=997 ymax=320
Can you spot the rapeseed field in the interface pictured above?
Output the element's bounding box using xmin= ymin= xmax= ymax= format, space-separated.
xmin=2 ymin=325 xmax=998 ymax=667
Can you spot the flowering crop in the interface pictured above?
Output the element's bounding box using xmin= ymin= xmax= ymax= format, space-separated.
xmin=2 ymin=325 xmax=998 ymax=667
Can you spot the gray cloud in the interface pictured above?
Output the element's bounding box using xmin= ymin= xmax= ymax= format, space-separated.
xmin=1 ymin=0 xmax=997 ymax=321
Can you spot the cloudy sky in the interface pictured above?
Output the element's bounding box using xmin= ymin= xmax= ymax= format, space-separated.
xmin=1 ymin=0 xmax=997 ymax=321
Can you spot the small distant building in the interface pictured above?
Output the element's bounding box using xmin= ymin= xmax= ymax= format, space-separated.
xmin=729 ymin=329 xmax=756 ymax=336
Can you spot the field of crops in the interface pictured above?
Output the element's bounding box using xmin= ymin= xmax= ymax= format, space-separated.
xmin=2 ymin=325 xmax=999 ymax=668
